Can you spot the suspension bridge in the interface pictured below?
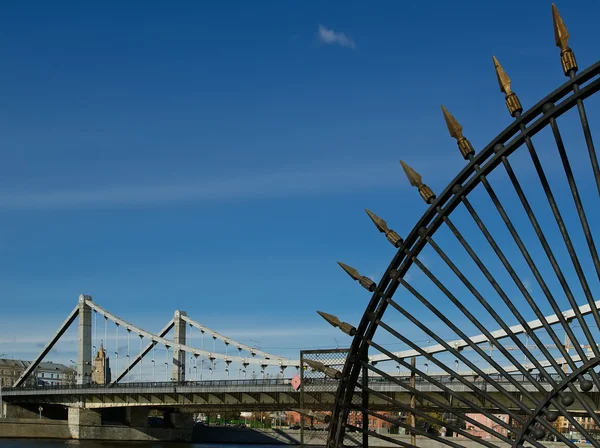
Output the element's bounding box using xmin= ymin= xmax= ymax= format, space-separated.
xmin=2 ymin=292 xmax=600 ymax=419
xmin=3 ymin=4 xmax=600 ymax=448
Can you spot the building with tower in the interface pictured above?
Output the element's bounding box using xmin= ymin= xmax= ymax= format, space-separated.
xmin=91 ymin=344 xmax=111 ymax=385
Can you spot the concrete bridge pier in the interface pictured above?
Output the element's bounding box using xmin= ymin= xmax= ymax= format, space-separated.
xmin=68 ymin=407 xmax=101 ymax=439
xmin=165 ymin=411 xmax=194 ymax=429
xmin=125 ymin=407 xmax=149 ymax=427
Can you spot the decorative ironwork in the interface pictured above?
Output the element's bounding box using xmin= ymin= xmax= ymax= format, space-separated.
xmin=326 ymin=4 xmax=600 ymax=447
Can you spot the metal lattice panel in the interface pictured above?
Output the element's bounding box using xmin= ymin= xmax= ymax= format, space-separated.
xmin=319 ymin=5 xmax=600 ymax=448
xmin=300 ymin=349 xmax=351 ymax=446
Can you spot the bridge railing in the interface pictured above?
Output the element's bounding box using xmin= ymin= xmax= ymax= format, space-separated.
xmin=4 ymin=372 xmax=565 ymax=393
xmin=4 ymin=377 xmax=296 ymax=392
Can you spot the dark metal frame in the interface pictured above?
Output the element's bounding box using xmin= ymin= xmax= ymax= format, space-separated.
xmin=328 ymin=42 xmax=600 ymax=448
xmin=301 ymin=348 xmax=350 ymax=447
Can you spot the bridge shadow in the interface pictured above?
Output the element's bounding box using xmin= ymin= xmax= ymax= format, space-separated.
xmin=193 ymin=425 xmax=307 ymax=445
xmin=192 ymin=424 xmax=365 ymax=446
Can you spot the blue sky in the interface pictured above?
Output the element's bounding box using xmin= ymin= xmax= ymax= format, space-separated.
xmin=2 ymin=1 xmax=600 ymax=378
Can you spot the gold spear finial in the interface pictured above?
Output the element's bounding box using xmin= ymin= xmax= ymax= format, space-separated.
xmin=441 ymin=105 xmax=463 ymax=139
xmin=317 ymin=311 xmax=356 ymax=336
xmin=304 ymin=359 xmax=342 ymax=380
xmin=338 ymin=262 xmax=360 ymax=280
xmin=400 ymin=160 xmax=422 ymax=187
xmin=317 ymin=310 xmax=341 ymax=327
xmin=492 ymin=56 xmax=522 ymax=117
xmin=492 ymin=55 xmax=511 ymax=95
xmin=399 ymin=161 xmax=436 ymax=204
xmin=365 ymin=209 xmax=403 ymax=247
xmin=337 ymin=262 xmax=376 ymax=292
xmin=441 ymin=105 xmax=475 ymax=160
xmin=552 ymin=4 xmax=577 ymax=75
xmin=552 ymin=4 xmax=569 ymax=49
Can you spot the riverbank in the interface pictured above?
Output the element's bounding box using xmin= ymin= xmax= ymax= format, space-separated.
xmin=0 ymin=418 xmax=191 ymax=442
xmin=0 ymin=420 xmax=588 ymax=447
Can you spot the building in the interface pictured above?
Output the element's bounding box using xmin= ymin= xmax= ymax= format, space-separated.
xmin=346 ymin=410 xmax=396 ymax=434
xmin=0 ymin=359 xmax=28 ymax=388
xmin=34 ymin=361 xmax=76 ymax=386
xmin=91 ymin=344 xmax=111 ymax=385
xmin=285 ymin=410 xmax=397 ymax=434
xmin=465 ymin=413 xmax=510 ymax=439
xmin=0 ymin=358 xmax=75 ymax=387
xmin=556 ymin=414 xmax=599 ymax=438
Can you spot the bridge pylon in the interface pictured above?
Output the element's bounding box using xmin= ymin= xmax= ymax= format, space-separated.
xmin=172 ymin=310 xmax=187 ymax=382
xmin=77 ymin=294 xmax=93 ymax=385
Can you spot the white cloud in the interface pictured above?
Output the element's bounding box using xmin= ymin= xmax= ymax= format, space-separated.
xmin=0 ymin=162 xmax=397 ymax=210
xmin=523 ymin=279 xmax=534 ymax=295
xmin=317 ymin=24 xmax=355 ymax=49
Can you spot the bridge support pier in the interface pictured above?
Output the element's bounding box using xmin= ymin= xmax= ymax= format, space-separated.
xmin=77 ymin=295 xmax=93 ymax=385
xmin=172 ymin=310 xmax=187 ymax=382
xmin=125 ymin=407 xmax=149 ymax=427
xmin=165 ymin=411 xmax=194 ymax=429
xmin=68 ymin=408 xmax=101 ymax=439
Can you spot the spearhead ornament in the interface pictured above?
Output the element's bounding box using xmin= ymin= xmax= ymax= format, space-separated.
xmin=304 ymin=359 xmax=342 ymax=380
xmin=338 ymin=262 xmax=377 ymax=292
xmin=492 ymin=56 xmax=522 ymax=117
xmin=400 ymin=160 xmax=421 ymax=187
xmin=552 ymin=4 xmax=577 ymax=75
xmin=317 ymin=310 xmax=357 ymax=336
xmin=365 ymin=209 xmax=403 ymax=247
xmin=441 ymin=105 xmax=475 ymax=160
xmin=317 ymin=310 xmax=340 ymax=327
xmin=492 ymin=55 xmax=512 ymax=95
xmin=400 ymin=161 xmax=436 ymax=204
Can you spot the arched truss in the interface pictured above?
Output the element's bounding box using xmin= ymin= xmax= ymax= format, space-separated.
xmin=14 ymin=297 xmax=299 ymax=388
xmin=324 ymin=5 xmax=600 ymax=448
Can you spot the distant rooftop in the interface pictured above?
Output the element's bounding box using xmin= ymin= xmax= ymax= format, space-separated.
xmin=0 ymin=359 xmax=27 ymax=369
xmin=0 ymin=358 xmax=74 ymax=374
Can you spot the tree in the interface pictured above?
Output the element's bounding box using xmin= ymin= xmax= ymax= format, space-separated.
xmin=414 ymin=412 xmax=444 ymax=436
xmin=249 ymin=411 xmax=272 ymax=427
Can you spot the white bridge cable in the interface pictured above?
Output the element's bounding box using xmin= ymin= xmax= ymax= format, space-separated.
xmin=180 ymin=314 xmax=291 ymax=363
xmin=367 ymin=299 xmax=600 ymax=364
xmin=110 ymin=320 xmax=174 ymax=384
xmin=85 ymin=300 xmax=299 ymax=368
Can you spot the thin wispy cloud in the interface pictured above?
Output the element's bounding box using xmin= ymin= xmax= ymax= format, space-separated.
xmin=317 ymin=24 xmax=355 ymax=49
xmin=0 ymin=163 xmax=400 ymax=210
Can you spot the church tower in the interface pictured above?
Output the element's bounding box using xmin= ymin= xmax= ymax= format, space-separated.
xmin=91 ymin=343 xmax=111 ymax=384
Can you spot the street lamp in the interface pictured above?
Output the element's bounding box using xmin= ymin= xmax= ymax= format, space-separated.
xmin=0 ymin=353 xmax=6 ymax=418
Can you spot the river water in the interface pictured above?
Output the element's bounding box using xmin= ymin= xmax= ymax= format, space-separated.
xmin=0 ymin=442 xmax=295 ymax=448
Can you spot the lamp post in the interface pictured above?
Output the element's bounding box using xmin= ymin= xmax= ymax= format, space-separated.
xmin=0 ymin=353 xmax=6 ymax=418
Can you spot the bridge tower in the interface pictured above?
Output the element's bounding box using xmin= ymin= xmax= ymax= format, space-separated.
xmin=172 ymin=310 xmax=187 ymax=382
xmin=77 ymin=294 xmax=93 ymax=385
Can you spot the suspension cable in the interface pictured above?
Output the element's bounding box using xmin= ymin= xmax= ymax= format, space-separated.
xmin=139 ymin=334 xmax=143 ymax=381
xmin=201 ymin=330 xmax=204 ymax=381
xmin=115 ymin=323 xmax=119 ymax=377
xmin=126 ymin=329 xmax=131 ymax=380
xmin=165 ymin=346 xmax=169 ymax=381
xmin=93 ymin=310 xmax=98 ymax=354
xmin=152 ymin=343 xmax=156 ymax=382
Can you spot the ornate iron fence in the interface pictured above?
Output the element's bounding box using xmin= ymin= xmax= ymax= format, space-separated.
xmin=317 ymin=5 xmax=600 ymax=448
